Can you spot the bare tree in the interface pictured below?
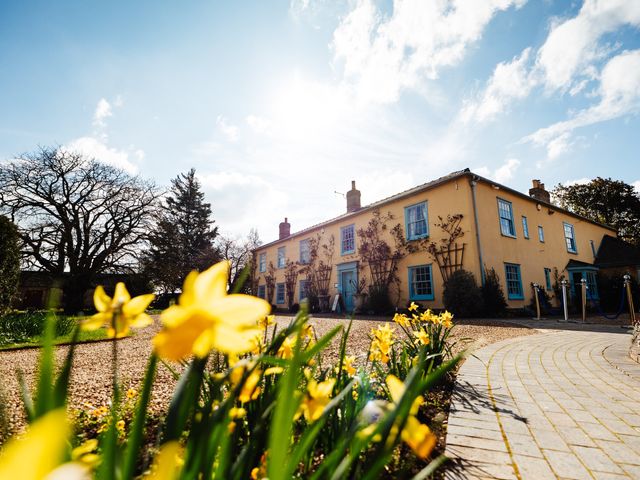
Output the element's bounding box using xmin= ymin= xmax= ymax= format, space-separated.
xmin=0 ymin=147 xmax=159 ymax=312
xmin=216 ymin=229 xmax=261 ymax=293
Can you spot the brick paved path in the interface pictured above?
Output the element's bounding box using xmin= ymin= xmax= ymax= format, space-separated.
xmin=445 ymin=324 xmax=640 ymax=479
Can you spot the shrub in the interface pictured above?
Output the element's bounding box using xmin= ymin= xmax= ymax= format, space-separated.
xmin=0 ymin=311 xmax=75 ymax=345
xmin=366 ymin=285 xmax=394 ymax=314
xmin=0 ymin=216 xmax=20 ymax=315
xmin=443 ymin=270 xmax=483 ymax=318
xmin=481 ymin=268 xmax=507 ymax=317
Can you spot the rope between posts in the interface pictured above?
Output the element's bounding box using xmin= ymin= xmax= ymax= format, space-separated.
xmin=585 ymin=284 xmax=626 ymax=320
xmin=535 ymin=288 xmax=562 ymax=316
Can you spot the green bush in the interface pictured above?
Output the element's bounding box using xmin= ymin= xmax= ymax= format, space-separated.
xmin=481 ymin=268 xmax=507 ymax=317
xmin=443 ymin=270 xmax=483 ymax=318
xmin=0 ymin=216 xmax=20 ymax=315
xmin=0 ymin=311 xmax=75 ymax=345
xmin=366 ymin=285 xmax=394 ymax=314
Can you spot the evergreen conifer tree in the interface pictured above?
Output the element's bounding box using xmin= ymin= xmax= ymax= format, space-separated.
xmin=143 ymin=169 xmax=220 ymax=295
xmin=0 ymin=215 xmax=20 ymax=314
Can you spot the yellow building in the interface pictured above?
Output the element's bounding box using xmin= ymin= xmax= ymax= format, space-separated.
xmin=253 ymin=169 xmax=616 ymax=312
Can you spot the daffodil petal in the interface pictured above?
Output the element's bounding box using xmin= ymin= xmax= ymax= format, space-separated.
xmin=113 ymin=282 xmax=131 ymax=305
xmin=213 ymin=295 xmax=271 ymax=327
xmin=192 ymin=329 xmax=214 ymax=358
xmin=93 ymin=286 xmax=111 ymax=313
xmin=194 ymin=261 xmax=230 ymax=302
xmin=130 ymin=313 xmax=153 ymax=329
xmin=81 ymin=313 xmax=109 ymax=331
xmin=0 ymin=409 xmax=69 ymax=480
xmin=123 ymin=294 xmax=155 ymax=317
xmin=212 ymin=321 xmax=262 ymax=355
xmin=161 ymin=305 xmax=190 ymax=328
xmin=178 ymin=271 xmax=198 ymax=305
xmin=149 ymin=441 xmax=182 ymax=480
xmin=385 ymin=375 xmax=405 ymax=405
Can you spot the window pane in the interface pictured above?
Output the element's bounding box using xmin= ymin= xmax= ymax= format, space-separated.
xmin=498 ymin=200 xmax=515 ymax=236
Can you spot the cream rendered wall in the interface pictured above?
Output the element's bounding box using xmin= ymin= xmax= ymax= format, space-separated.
xmin=254 ymin=177 xmax=477 ymax=309
xmin=473 ymin=181 xmax=615 ymax=307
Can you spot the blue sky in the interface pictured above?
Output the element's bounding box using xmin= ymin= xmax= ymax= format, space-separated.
xmin=1 ymin=0 xmax=639 ymax=242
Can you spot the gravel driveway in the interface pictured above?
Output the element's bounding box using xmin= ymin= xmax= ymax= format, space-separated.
xmin=0 ymin=315 xmax=534 ymax=440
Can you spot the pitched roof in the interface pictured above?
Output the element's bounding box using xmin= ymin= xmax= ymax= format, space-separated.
xmin=595 ymin=235 xmax=640 ymax=268
xmin=257 ymin=169 xmax=616 ymax=250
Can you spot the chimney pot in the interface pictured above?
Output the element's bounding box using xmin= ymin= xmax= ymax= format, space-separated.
xmin=529 ymin=179 xmax=551 ymax=204
xmin=346 ymin=180 xmax=361 ymax=213
xmin=279 ymin=217 xmax=291 ymax=240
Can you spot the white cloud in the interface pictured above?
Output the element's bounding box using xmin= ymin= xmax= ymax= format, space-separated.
xmin=633 ymin=180 xmax=640 ymax=194
xmin=524 ymin=49 xmax=640 ymax=158
xmin=216 ymin=115 xmax=240 ymax=142
xmin=563 ymin=177 xmax=590 ymax=186
xmin=535 ymin=0 xmax=640 ymax=93
xmin=93 ymin=98 xmax=112 ymax=128
xmin=246 ymin=114 xmax=271 ymax=134
xmin=461 ymin=47 xmax=535 ymax=123
xmin=545 ymin=131 xmax=574 ymax=160
xmin=331 ymin=0 xmax=526 ymax=104
xmin=474 ymin=158 xmax=521 ymax=184
xmin=64 ymin=137 xmax=139 ymax=174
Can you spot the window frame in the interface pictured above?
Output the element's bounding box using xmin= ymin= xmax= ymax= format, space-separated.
xmin=257 ymin=285 xmax=266 ymax=299
xmin=497 ymin=198 xmax=516 ymax=238
xmin=522 ymin=216 xmax=530 ymax=239
xmin=259 ymin=252 xmax=266 ymax=273
xmin=404 ymin=201 xmax=429 ymax=241
xmin=299 ymin=279 xmax=309 ymax=302
xmin=504 ymin=263 xmax=524 ymax=300
xmin=299 ymin=239 xmax=311 ymax=264
xmin=275 ymin=282 xmax=285 ymax=304
xmin=538 ymin=225 xmax=545 ymax=243
xmin=544 ymin=268 xmax=552 ymax=291
xmin=407 ymin=264 xmax=435 ymax=301
xmin=277 ymin=246 xmax=286 ymax=269
xmin=340 ymin=224 xmax=356 ymax=255
xmin=563 ymin=222 xmax=577 ymax=253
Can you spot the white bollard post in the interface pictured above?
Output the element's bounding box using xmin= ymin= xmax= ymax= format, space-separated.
xmin=580 ymin=278 xmax=587 ymax=324
xmin=561 ymin=279 xmax=569 ymax=323
xmin=533 ymin=283 xmax=541 ymax=320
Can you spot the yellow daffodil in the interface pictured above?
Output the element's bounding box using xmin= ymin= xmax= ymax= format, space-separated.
xmin=342 ymin=355 xmax=357 ymax=376
xmin=257 ymin=314 xmax=275 ymax=330
xmin=229 ymin=361 xmax=263 ymax=403
xmin=229 ymin=407 xmax=247 ymax=419
xmin=386 ymin=375 xmax=436 ymax=459
xmin=0 ymin=409 xmax=70 ymax=479
xmin=71 ymin=438 xmax=100 ymax=468
xmin=277 ymin=336 xmax=296 ymax=359
xmin=368 ymin=323 xmax=394 ymax=364
xmin=250 ymin=452 xmax=268 ymax=480
xmin=419 ymin=309 xmax=433 ymax=323
xmin=298 ymin=378 xmax=336 ymax=422
xmin=408 ymin=302 xmax=419 ymax=312
xmin=440 ymin=311 xmax=454 ymax=328
xmin=153 ymin=261 xmax=270 ymax=360
xmin=82 ymin=283 xmax=154 ymax=338
xmin=393 ymin=313 xmax=411 ymax=328
xmin=413 ymin=330 xmax=430 ymax=345
xmin=148 ymin=441 xmax=183 ymax=480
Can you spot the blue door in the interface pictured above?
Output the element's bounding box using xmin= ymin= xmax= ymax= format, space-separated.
xmin=341 ymin=270 xmax=355 ymax=312
xmin=337 ymin=262 xmax=358 ymax=313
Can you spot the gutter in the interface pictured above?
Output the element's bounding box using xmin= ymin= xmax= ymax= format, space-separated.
xmin=469 ymin=176 xmax=486 ymax=285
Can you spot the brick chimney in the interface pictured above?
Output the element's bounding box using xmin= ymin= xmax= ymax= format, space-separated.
xmin=529 ymin=179 xmax=550 ymax=203
xmin=346 ymin=180 xmax=361 ymax=213
xmin=279 ymin=217 xmax=291 ymax=240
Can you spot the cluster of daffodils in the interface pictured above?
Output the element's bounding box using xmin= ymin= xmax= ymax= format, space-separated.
xmin=368 ymin=323 xmax=395 ymax=364
xmin=0 ymin=260 xmax=457 ymax=479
